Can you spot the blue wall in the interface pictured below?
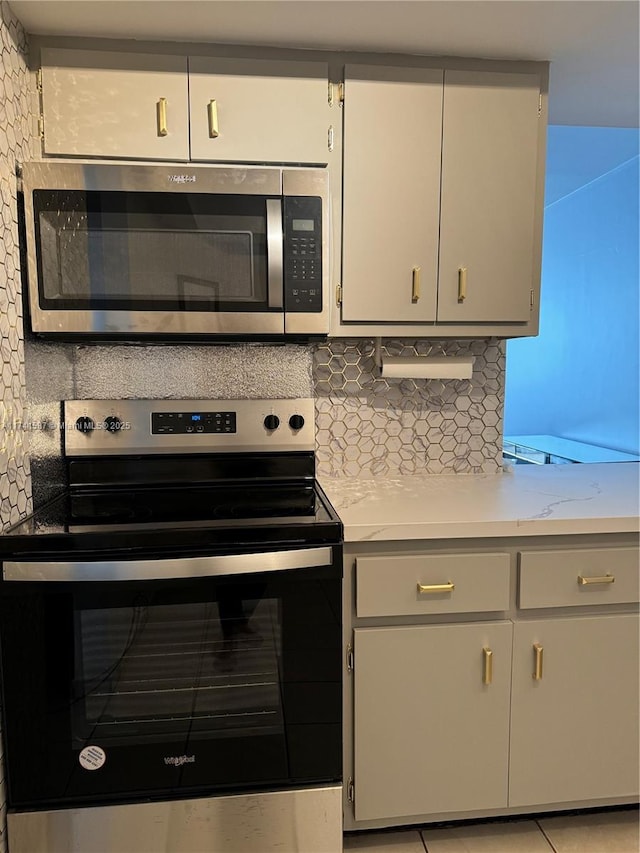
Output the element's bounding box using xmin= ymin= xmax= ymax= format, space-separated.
xmin=505 ymin=127 xmax=640 ymax=454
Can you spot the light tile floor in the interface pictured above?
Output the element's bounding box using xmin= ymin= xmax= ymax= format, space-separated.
xmin=344 ymin=808 xmax=640 ymax=853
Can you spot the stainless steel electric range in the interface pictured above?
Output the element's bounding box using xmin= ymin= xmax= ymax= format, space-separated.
xmin=0 ymin=398 xmax=343 ymax=853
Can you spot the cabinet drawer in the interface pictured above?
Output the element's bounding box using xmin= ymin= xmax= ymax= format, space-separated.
xmin=518 ymin=547 xmax=640 ymax=609
xmin=356 ymin=553 xmax=510 ymax=617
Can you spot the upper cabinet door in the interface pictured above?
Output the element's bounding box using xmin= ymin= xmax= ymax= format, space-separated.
xmin=437 ymin=70 xmax=541 ymax=322
xmin=341 ymin=66 xmax=443 ymax=323
xmin=189 ymin=57 xmax=331 ymax=163
xmin=40 ymin=48 xmax=190 ymax=161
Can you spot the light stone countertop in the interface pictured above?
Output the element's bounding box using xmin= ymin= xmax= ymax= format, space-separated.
xmin=320 ymin=462 xmax=640 ymax=542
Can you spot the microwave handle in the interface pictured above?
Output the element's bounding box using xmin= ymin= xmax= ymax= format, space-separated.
xmin=266 ymin=198 xmax=284 ymax=309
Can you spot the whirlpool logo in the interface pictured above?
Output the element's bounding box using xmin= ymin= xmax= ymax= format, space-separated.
xmin=164 ymin=754 xmax=196 ymax=767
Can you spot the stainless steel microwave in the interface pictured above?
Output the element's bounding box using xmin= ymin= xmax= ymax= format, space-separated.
xmin=20 ymin=162 xmax=330 ymax=338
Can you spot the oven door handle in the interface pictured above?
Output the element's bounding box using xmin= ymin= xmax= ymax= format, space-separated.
xmin=3 ymin=546 xmax=333 ymax=582
xmin=266 ymin=198 xmax=284 ymax=310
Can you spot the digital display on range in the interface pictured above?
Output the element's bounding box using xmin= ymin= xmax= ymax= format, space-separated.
xmin=151 ymin=411 xmax=237 ymax=435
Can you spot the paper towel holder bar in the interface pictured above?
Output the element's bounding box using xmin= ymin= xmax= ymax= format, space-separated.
xmin=373 ymin=338 xmax=475 ymax=380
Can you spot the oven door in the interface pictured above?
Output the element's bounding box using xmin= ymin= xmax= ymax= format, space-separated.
xmin=0 ymin=546 xmax=342 ymax=809
xmin=22 ymin=162 xmax=286 ymax=336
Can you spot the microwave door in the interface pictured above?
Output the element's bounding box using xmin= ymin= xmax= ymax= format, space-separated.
xmin=26 ymin=187 xmax=287 ymax=336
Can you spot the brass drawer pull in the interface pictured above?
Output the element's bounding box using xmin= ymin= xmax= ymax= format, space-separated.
xmin=156 ymin=97 xmax=168 ymax=137
xmin=578 ymin=573 xmax=615 ymax=585
xmin=533 ymin=643 xmax=543 ymax=681
xmin=207 ymin=99 xmax=219 ymax=138
xmin=417 ymin=581 xmax=455 ymax=594
xmin=458 ymin=266 xmax=467 ymax=303
xmin=412 ymin=266 xmax=421 ymax=303
xmin=482 ymin=647 xmax=493 ymax=685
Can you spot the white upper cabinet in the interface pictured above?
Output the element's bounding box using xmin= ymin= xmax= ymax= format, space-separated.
xmin=188 ymin=57 xmax=331 ymax=164
xmin=39 ymin=49 xmax=332 ymax=165
xmin=40 ymin=48 xmax=190 ymax=161
xmin=341 ymin=66 xmax=443 ymax=323
xmin=340 ymin=64 xmax=544 ymax=331
xmin=437 ymin=71 xmax=541 ymax=323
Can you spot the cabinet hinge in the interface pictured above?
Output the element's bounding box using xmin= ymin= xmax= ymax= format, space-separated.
xmin=328 ymin=125 xmax=335 ymax=152
xmin=328 ymin=82 xmax=344 ymax=107
xmin=538 ymin=93 xmax=542 ymax=116
xmin=530 ymin=289 xmax=535 ymax=309
xmin=335 ymin=284 xmax=343 ymax=307
xmin=346 ymin=642 xmax=354 ymax=673
xmin=38 ymin=115 xmax=45 ymax=139
xmin=36 ymin=68 xmax=43 ymax=93
xmin=347 ymin=777 xmax=355 ymax=803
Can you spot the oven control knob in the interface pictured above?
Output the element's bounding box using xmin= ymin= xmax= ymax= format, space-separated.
xmin=75 ymin=416 xmax=95 ymax=434
xmin=103 ymin=416 xmax=123 ymax=434
xmin=264 ymin=414 xmax=280 ymax=431
xmin=289 ymin=414 xmax=305 ymax=431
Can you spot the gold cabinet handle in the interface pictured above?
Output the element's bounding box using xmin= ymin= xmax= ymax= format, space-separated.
xmin=207 ymin=99 xmax=219 ymax=138
xmin=417 ymin=581 xmax=455 ymax=594
xmin=578 ymin=573 xmax=615 ymax=585
xmin=458 ymin=267 xmax=467 ymax=303
xmin=532 ymin=643 xmax=543 ymax=681
xmin=156 ymin=97 xmax=168 ymax=137
xmin=482 ymin=647 xmax=493 ymax=685
xmin=411 ymin=266 xmax=421 ymax=303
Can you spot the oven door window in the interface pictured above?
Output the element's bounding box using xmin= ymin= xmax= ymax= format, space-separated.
xmin=0 ymin=567 xmax=341 ymax=808
xmin=33 ymin=190 xmax=278 ymax=313
xmin=76 ymin=597 xmax=284 ymax=744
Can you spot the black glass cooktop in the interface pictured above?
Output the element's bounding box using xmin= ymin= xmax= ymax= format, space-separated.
xmin=0 ymin=451 xmax=342 ymax=559
xmin=68 ymin=482 xmax=332 ymax=529
xmin=1 ymin=482 xmax=341 ymax=560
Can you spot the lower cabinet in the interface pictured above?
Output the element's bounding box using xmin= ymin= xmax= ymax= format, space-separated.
xmin=510 ymin=614 xmax=640 ymax=806
xmin=347 ymin=541 xmax=640 ymax=826
xmin=353 ymin=621 xmax=512 ymax=821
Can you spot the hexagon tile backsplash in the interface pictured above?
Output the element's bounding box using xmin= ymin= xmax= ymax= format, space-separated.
xmin=0 ymin=0 xmax=33 ymax=534
xmin=314 ymin=338 xmax=505 ymax=477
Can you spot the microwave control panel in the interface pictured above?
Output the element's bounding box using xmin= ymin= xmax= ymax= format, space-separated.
xmin=283 ymin=197 xmax=322 ymax=313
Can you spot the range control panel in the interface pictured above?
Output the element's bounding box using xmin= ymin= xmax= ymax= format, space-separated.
xmin=64 ymin=398 xmax=315 ymax=457
xmin=151 ymin=411 xmax=236 ymax=435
